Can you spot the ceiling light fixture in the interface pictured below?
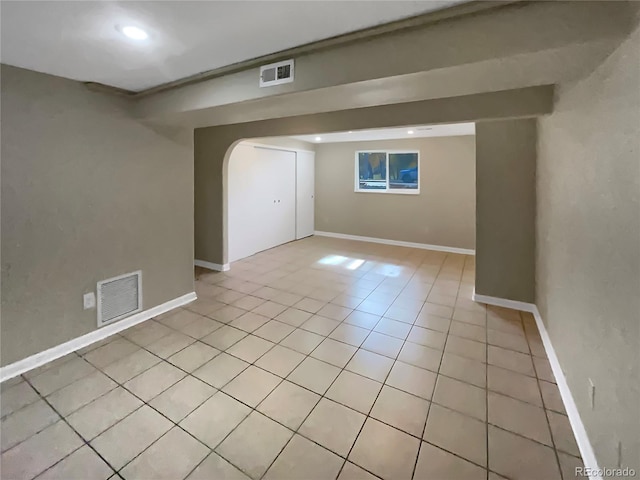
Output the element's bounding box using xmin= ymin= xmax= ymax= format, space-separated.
xmin=120 ymin=25 xmax=149 ymax=40
xmin=407 ymin=130 xmax=415 ymax=134
xmin=315 ymin=136 xmax=322 ymax=142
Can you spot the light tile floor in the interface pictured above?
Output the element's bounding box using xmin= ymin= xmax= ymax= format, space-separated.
xmin=1 ymin=236 xmax=584 ymax=480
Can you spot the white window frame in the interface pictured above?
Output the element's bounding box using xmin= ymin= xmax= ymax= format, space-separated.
xmin=354 ymin=150 xmax=420 ymax=194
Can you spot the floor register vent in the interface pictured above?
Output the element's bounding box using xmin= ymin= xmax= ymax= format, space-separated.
xmin=97 ymin=270 xmax=142 ymax=327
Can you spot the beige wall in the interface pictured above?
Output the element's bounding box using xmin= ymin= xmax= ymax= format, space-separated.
xmin=475 ymin=119 xmax=537 ymax=303
xmin=314 ymin=136 xmax=475 ymax=249
xmin=194 ymin=86 xmax=552 ymax=267
xmin=536 ymin=20 xmax=640 ymax=471
xmin=0 ymin=65 xmax=194 ymax=366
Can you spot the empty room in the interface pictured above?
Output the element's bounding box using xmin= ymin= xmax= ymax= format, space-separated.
xmin=1 ymin=1 xmax=638 ymax=480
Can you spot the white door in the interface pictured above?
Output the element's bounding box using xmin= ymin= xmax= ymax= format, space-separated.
xmin=256 ymin=147 xmax=296 ymax=250
xmin=296 ymin=151 xmax=315 ymax=239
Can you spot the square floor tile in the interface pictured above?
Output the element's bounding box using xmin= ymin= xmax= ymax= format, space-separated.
xmin=102 ymin=349 xmax=161 ymax=383
xmin=201 ymin=325 xmax=248 ymax=351
xmin=216 ymin=411 xmax=293 ymax=479
xmin=227 ymin=335 xmax=275 ymax=363
xmin=232 ymin=295 xmax=266 ymax=312
xmin=287 ymin=357 xmax=340 ymax=394
xmin=344 ymin=311 xmax=381 ymax=329
xmin=159 ymin=309 xmax=205 ymax=330
xmin=488 ymin=392 xmax=552 ymax=445
xmin=210 ymin=305 xmax=246 ymax=323
xmin=121 ymin=427 xmax=209 ymax=480
xmin=230 ymin=312 xmax=271 ymax=333
xmin=533 ymin=356 xmax=556 ymax=383
xmin=294 ymin=297 xmax=327 ymax=314
xmin=374 ymin=318 xmax=412 ymax=339
xmin=331 ymin=294 xmax=363 ymax=309
xmin=370 ymin=385 xmax=429 ymax=437
xmin=254 ymin=344 xmax=305 ymax=377
xmin=124 ymin=361 xmax=186 ymax=402
xmin=91 ymin=406 xmax=173 ymax=470
xmin=264 ymin=434 xmax=343 ymax=480
xmin=349 ymin=418 xmax=420 ymax=480
xmin=488 ymin=329 xmax=530 ymax=354
xmin=414 ymin=442 xmax=486 ymax=479
xmin=300 ymin=315 xmax=340 ymax=336
xmin=488 ymin=365 xmax=542 ymax=406
xmin=420 ymin=302 xmax=454 ymax=319
xmin=357 ymin=299 xmax=390 ymax=316
xmin=488 ymin=425 xmax=560 ymax=480
xmin=540 ymin=380 xmax=566 ymax=414
xmin=1 ymin=400 xmax=60 ymax=452
xmin=168 ymin=342 xmax=220 ymax=372
xmin=66 ymin=387 xmax=143 ymax=440
xmin=186 ymin=452 xmax=251 ymax=480
xmin=439 ymin=352 xmax=486 ymax=388
xmin=326 ymin=370 xmax=382 ymax=414
xmin=488 ymin=345 xmax=534 ymax=376
xmin=276 ymin=308 xmax=313 ymax=327
xmin=299 ymin=398 xmax=366 ymax=456
xmin=46 ymin=370 xmax=117 ymax=416
xmin=361 ymin=332 xmax=403 ymax=359
xmin=149 ymin=376 xmax=215 ymax=422
xmin=547 ymin=410 xmax=580 ymax=456
xmin=452 ymin=308 xmax=486 ymax=326
xmin=253 ymin=320 xmax=296 ymax=343
xmin=222 ymin=366 xmax=281 ymax=407
xmin=346 ymin=349 xmax=394 ymax=382
xmin=123 ymin=321 xmax=173 ymax=347
xmin=192 ymin=353 xmax=249 ymax=388
xmin=0 ymin=382 xmax=39 ymax=418
xmin=414 ymin=313 xmax=451 ymax=332
xmin=180 ymin=392 xmax=251 ymax=449
xmin=83 ymin=338 xmax=139 ymax=369
xmin=280 ymin=329 xmax=324 ymax=355
xmin=424 ymin=403 xmax=487 ymax=466
xmin=445 ymin=336 xmax=487 ymax=363
xmin=253 ymin=301 xmax=289 ymax=318
xmin=186 ymin=297 xmax=227 ymax=316
xmin=178 ymin=316 xmax=223 ymax=340
xmin=146 ymin=331 xmax=195 ymax=359
xmin=37 ymin=445 xmax=113 ymax=480
xmin=397 ymin=342 xmax=442 ymax=372
xmin=317 ymin=304 xmax=352 ymax=321
xmin=557 ymin=452 xmax=584 ymax=480
xmin=407 ymin=326 xmax=446 ymax=350
xmin=386 ymin=361 xmax=437 ymax=400
xmin=329 ymin=324 xmax=370 ymax=347
xmin=29 ymin=356 xmax=96 ymax=396
xmin=311 ymin=338 xmax=357 ymax=368
xmin=432 ymin=375 xmax=486 ymax=420
xmin=257 ymin=380 xmax=320 ymax=430
xmin=1 ymin=421 xmax=83 ymax=480
xmin=450 ymin=321 xmax=486 ymax=343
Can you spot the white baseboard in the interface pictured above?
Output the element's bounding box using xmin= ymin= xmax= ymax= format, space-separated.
xmin=0 ymin=291 xmax=197 ymax=383
xmin=313 ymin=231 xmax=475 ymax=255
xmin=472 ymin=290 xmax=536 ymax=313
xmin=472 ymin=290 xmax=601 ymax=480
xmin=530 ymin=307 xmax=602 ymax=480
xmin=195 ymin=259 xmax=230 ymax=272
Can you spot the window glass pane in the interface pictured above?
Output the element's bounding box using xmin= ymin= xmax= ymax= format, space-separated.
xmin=389 ymin=153 xmax=419 ymax=189
xmin=358 ymin=152 xmax=387 ymax=190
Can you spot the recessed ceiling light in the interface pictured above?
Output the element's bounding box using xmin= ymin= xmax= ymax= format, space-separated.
xmin=315 ymin=136 xmax=322 ymax=142
xmin=120 ymin=25 xmax=149 ymax=40
xmin=407 ymin=130 xmax=415 ymax=134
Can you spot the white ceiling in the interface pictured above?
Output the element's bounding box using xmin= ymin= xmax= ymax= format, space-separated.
xmin=0 ymin=1 xmax=464 ymax=92
xmin=292 ymin=123 xmax=475 ymax=144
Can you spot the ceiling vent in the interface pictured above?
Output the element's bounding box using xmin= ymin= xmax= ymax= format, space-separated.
xmin=97 ymin=271 xmax=142 ymax=327
xmin=259 ymin=59 xmax=294 ymax=87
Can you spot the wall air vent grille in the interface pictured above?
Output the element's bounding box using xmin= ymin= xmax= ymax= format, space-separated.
xmin=259 ymin=59 xmax=294 ymax=87
xmin=97 ymin=271 xmax=142 ymax=327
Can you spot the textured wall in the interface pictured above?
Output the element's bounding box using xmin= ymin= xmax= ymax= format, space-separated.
xmin=475 ymin=119 xmax=536 ymax=303
xmin=314 ymin=136 xmax=475 ymax=249
xmin=536 ymin=20 xmax=640 ymax=471
xmin=1 ymin=65 xmax=194 ymax=366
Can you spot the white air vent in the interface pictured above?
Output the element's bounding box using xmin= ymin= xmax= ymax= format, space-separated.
xmin=259 ymin=59 xmax=294 ymax=87
xmin=97 ymin=271 xmax=142 ymax=327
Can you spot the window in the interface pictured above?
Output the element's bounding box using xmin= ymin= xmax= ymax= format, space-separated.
xmin=355 ymin=151 xmax=419 ymax=193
